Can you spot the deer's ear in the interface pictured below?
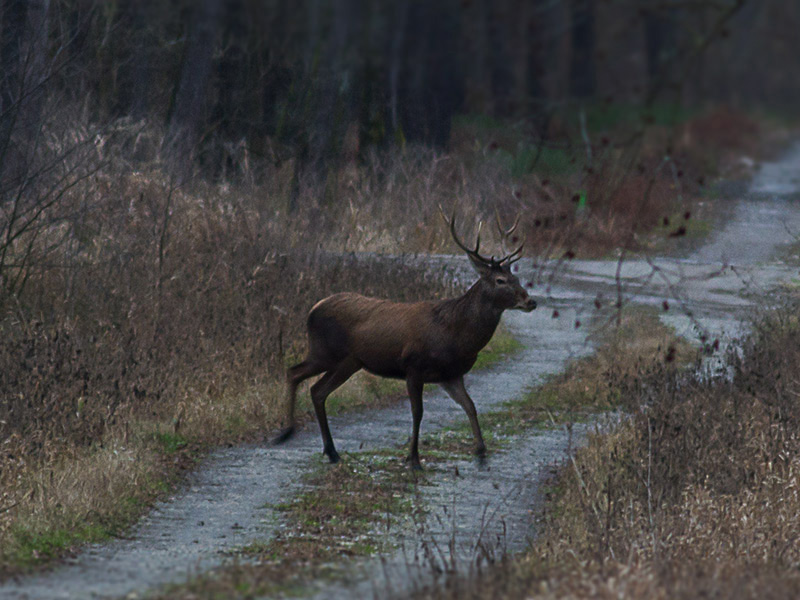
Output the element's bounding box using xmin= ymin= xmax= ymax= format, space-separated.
xmin=467 ymin=253 xmax=493 ymax=277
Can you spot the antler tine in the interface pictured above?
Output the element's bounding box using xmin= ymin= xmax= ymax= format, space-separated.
xmin=495 ymin=208 xmax=525 ymax=265
xmin=494 ymin=208 xmax=520 ymax=239
xmin=439 ymin=204 xmax=490 ymax=263
xmin=499 ymin=243 xmax=524 ymax=265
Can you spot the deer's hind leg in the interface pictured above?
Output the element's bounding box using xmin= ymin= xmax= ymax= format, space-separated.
xmin=310 ymin=356 xmax=361 ymax=463
xmin=273 ymin=359 xmax=325 ymax=444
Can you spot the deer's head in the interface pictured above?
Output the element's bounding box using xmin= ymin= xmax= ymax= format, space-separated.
xmin=441 ymin=207 xmax=537 ymax=313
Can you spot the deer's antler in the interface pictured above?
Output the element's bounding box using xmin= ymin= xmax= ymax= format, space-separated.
xmin=440 ymin=205 xmax=525 ymax=266
xmin=439 ymin=205 xmax=492 ymax=265
xmin=495 ymin=208 xmax=525 ymax=265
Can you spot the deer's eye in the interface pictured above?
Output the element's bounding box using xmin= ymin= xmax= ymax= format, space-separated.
xmin=495 ymin=276 xmax=507 ymax=285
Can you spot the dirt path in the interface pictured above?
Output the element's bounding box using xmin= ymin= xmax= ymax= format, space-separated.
xmin=302 ymin=145 xmax=800 ymax=599
xmin=2 ymin=144 xmax=800 ymax=600
xmin=0 ymin=266 xmax=593 ymax=600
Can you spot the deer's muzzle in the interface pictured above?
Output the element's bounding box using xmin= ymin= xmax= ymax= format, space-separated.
xmin=515 ymin=296 xmax=537 ymax=312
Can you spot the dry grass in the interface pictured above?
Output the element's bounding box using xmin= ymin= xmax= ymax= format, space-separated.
xmin=437 ymin=308 xmax=697 ymax=454
xmin=0 ymin=156 xmax=458 ymax=572
xmin=0 ymin=101 xmax=766 ymax=575
xmin=545 ymin=307 xmax=697 ymax=412
xmin=423 ymin=300 xmax=800 ymax=600
xmin=147 ymin=308 xmax=693 ymax=599
xmin=0 ymin=145 xmax=530 ymax=572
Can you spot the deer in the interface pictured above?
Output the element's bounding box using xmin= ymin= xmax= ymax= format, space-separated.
xmin=273 ymin=209 xmax=537 ymax=469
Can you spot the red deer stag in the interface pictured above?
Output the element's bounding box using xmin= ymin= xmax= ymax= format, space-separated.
xmin=274 ymin=209 xmax=536 ymax=468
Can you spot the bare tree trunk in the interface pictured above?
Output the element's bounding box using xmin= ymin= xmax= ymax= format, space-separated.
xmin=0 ymin=0 xmax=50 ymax=186
xmin=398 ymin=0 xmax=462 ymax=147
xmin=127 ymin=1 xmax=154 ymax=119
xmin=389 ymin=0 xmax=408 ymax=135
xmin=483 ymin=0 xmax=513 ymax=115
xmin=20 ymin=0 xmax=49 ymax=139
xmin=525 ymin=0 xmax=556 ymax=103
xmin=524 ymin=0 xmax=561 ymax=137
xmin=644 ymin=6 xmax=677 ymax=103
xmin=568 ymin=0 xmax=596 ymax=99
xmin=0 ymin=0 xmax=27 ymax=167
xmin=308 ymin=0 xmax=361 ymax=175
xmin=213 ymin=0 xmax=249 ymax=175
xmin=163 ymin=0 xmax=222 ymax=177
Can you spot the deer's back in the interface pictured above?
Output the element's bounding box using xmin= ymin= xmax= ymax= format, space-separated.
xmin=307 ymin=292 xmax=482 ymax=381
xmin=307 ymin=293 xmax=444 ymax=377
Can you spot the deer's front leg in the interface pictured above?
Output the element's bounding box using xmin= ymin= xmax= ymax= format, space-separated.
xmin=442 ymin=377 xmax=486 ymax=457
xmin=405 ymin=372 xmax=424 ymax=470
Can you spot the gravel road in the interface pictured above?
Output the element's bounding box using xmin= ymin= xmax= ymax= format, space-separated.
xmin=2 ymin=144 xmax=799 ymax=600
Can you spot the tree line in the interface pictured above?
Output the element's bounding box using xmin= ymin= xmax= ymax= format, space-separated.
xmin=0 ymin=0 xmax=796 ymax=181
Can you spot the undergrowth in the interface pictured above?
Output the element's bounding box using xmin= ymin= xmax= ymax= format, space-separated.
xmin=424 ymin=299 xmax=800 ymax=599
xmin=0 ymin=100 xmax=765 ymax=576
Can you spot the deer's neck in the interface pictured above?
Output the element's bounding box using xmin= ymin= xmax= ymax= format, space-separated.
xmin=436 ymin=281 xmax=503 ymax=354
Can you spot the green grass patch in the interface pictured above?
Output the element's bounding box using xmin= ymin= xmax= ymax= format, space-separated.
xmin=597 ymin=102 xmax=694 ymax=131
xmin=1 ymin=459 xmax=180 ymax=575
xmin=151 ymin=431 xmax=190 ymax=454
xmin=451 ymin=113 xmax=507 ymax=132
xmin=6 ymin=523 xmax=112 ymax=569
xmin=501 ymin=144 xmax=576 ymax=178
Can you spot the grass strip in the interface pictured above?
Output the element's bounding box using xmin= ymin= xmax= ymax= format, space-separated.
xmin=151 ymin=308 xmax=693 ymax=599
xmin=0 ymin=324 xmax=520 ymax=577
xmin=154 ymin=452 xmax=426 ymax=599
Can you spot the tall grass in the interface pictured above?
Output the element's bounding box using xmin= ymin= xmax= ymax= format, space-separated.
xmin=424 ymin=300 xmax=800 ymax=599
xmin=0 ymin=100 xmax=761 ymax=573
xmin=0 ymin=126 xmax=464 ymax=569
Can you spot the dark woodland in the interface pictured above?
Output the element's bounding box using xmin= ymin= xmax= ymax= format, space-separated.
xmin=3 ymin=0 xmax=800 ymax=588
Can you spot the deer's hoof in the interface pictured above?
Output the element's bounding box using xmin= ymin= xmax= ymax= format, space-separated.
xmin=272 ymin=426 xmax=296 ymax=445
xmin=326 ymin=448 xmax=341 ymax=464
xmin=405 ymin=455 xmax=423 ymax=471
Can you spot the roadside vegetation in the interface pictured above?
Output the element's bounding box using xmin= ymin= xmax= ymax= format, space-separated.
xmin=137 ymin=308 xmax=692 ymax=599
xmin=424 ymin=297 xmax=800 ymax=600
xmin=3 ymin=0 xmax=799 ymax=591
xmin=0 ymin=101 xmax=772 ymax=575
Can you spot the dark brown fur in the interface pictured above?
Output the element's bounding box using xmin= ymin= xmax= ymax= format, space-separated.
xmin=274 ymin=255 xmax=536 ymax=469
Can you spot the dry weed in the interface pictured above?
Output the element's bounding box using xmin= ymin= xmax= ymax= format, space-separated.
xmin=421 ymin=301 xmax=800 ymax=599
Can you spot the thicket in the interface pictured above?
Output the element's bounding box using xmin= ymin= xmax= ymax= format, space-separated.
xmin=428 ymin=301 xmax=800 ymax=599
xmin=0 ymin=116 xmax=467 ymax=568
xmin=0 ymin=0 xmax=785 ymax=573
